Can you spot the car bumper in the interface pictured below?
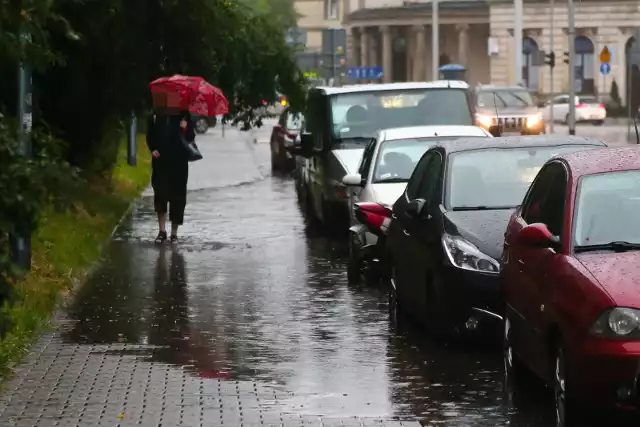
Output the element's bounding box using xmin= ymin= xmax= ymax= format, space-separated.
xmin=570 ymin=339 xmax=640 ymax=409
xmin=576 ymin=110 xmax=606 ymax=121
xmin=440 ymin=265 xmax=502 ymax=325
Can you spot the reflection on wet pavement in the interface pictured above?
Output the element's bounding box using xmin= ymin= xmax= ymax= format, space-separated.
xmin=0 ymin=125 xmax=630 ymax=426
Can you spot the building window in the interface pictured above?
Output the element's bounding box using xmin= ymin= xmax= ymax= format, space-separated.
xmin=522 ymin=37 xmax=539 ymax=91
xmin=574 ymin=36 xmax=595 ymax=94
xmin=325 ymin=0 xmax=339 ymax=19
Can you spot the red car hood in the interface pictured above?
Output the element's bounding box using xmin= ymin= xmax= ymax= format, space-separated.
xmin=576 ymin=252 xmax=640 ymax=307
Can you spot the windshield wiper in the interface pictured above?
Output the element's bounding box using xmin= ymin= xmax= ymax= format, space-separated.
xmin=574 ymin=241 xmax=640 ymax=253
xmin=374 ymin=177 xmax=408 ymax=183
xmin=451 ymin=206 xmax=515 ymax=211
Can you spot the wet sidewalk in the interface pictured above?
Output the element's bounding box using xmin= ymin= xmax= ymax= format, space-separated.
xmin=0 ymin=124 xmax=425 ymax=427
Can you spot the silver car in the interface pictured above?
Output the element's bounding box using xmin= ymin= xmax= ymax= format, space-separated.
xmin=341 ymin=125 xmax=492 ymax=282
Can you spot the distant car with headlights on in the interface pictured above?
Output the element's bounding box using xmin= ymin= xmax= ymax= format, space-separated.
xmin=474 ymin=84 xmax=544 ymax=135
xmin=386 ymin=135 xmax=606 ymax=337
xmin=500 ymin=146 xmax=640 ymax=427
xmin=342 ymin=125 xmax=492 ymax=283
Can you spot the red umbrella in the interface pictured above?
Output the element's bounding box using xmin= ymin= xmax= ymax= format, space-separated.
xmin=149 ymin=75 xmax=229 ymax=117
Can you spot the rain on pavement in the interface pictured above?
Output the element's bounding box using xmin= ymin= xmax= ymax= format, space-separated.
xmin=0 ymin=122 xmax=634 ymax=427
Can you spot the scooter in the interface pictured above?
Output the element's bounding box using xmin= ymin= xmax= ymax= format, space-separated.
xmin=347 ymin=202 xmax=393 ymax=283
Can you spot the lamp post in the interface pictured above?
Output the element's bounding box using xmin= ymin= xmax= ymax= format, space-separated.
xmin=548 ymin=0 xmax=555 ymax=133
xmin=567 ymin=0 xmax=576 ymax=135
xmin=432 ymin=0 xmax=439 ymax=80
xmin=514 ymin=0 xmax=523 ymax=85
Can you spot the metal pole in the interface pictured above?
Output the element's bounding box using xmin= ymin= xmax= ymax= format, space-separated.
xmin=628 ymin=55 xmax=632 ymax=141
xmin=127 ymin=111 xmax=137 ymax=166
xmin=514 ymin=0 xmax=523 ymax=85
xmin=567 ymin=0 xmax=576 ymax=135
xmin=432 ymin=0 xmax=439 ymax=80
xmin=10 ymin=30 xmax=33 ymax=272
xmin=332 ymin=30 xmax=338 ymax=82
xmin=548 ymin=0 xmax=554 ymax=133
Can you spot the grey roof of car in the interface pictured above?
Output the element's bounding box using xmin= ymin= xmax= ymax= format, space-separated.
xmin=312 ymin=81 xmax=470 ymax=96
xmin=475 ymin=84 xmax=531 ymax=91
xmin=435 ymin=135 xmax=607 ymax=155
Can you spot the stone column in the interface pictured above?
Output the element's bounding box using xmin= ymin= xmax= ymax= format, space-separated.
xmin=360 ymin=28 xmax=369 ymax=67
xmin=413 ymin=25 xmax=426 ymax=81
xmin=456 ymin=24 xmax=469 ymax=67
xmin=381 ymin=26 xmax=393 ymax=83
xmin=347 ymin=27 xmax=357 ymax=68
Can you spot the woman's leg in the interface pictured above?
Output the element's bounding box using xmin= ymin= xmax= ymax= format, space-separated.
xmin=169 ymin=162 xmax=189 ymax=241
xmin=152 ymin=162 xmax=169 ymax=242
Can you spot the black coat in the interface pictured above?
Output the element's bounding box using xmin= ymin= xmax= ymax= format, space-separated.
xmin=146 ymin=114 xmax=195 ymax=198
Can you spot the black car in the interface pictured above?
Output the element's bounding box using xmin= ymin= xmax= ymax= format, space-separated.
xmin=386 ymin=135 xmax=607 ymax=336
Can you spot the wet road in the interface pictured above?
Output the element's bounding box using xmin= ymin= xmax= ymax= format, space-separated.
xmin=0 ymin=122 xmax=634 ymax=427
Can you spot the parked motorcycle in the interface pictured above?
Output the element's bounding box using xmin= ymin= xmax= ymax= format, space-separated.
xmin=348 ymin=202 xmax=393 ymax=283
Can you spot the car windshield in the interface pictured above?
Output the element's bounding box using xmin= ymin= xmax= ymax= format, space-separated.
xmin=330 ymin=89 xmax=473 ymax=141
xmin=573 ymin=171 xmax=640 ymax=247
xmin=477 ymin=90 xmax=534 ymax=108
xmin=286 ymin=112 xmax=303 ymax=130
xmin=579 ymin=96 xmax=599 ymax=104
xmin=373 ymin=136 xmax=484 ymax=183
xmin=446 ymin=145 xmax=599 ymax=210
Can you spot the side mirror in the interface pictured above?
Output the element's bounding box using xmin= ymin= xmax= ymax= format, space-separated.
xmin=406 ymin=198 xmax=427 ymax=219
xmin=517 ymin=223 xmax=559 ymax=248
xmin=488 ymin=124 xmax=502 ymax=137
xmin=342 ymin=173 xmax=364 ymax=186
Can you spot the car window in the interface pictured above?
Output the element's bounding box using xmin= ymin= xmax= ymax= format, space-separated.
xmin=554 ymin=96 xmax=569 ymax=105
xmin=330 ymin=88 xmax=473 ymax=141
xmin=416 ymin=152 xmax=443 ymax=204
xmin=522 ymin=162 xmax=567 ymax=236
xmin=573 ymin=170 xmax=640 ymax=247
xmin=406 ymin=151 xmax=434 ymax=199
xmin=445 ymin=145 xmax=597 ymax=210
xmin=372 ymin=136 xmax=478 ymax=183
xmin=579 ymin=96 xmax=598 ymax=104
xmin=358 ymin=140 xmax=376 ymax=179
xmin=477 ymin=90 xmax=534 ymax=108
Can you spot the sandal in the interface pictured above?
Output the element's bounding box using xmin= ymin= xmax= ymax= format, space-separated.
xmin=170 ymin=235 xmax=178 ymax=243
xmin=154 ymin=231 xmax=167 ymax=244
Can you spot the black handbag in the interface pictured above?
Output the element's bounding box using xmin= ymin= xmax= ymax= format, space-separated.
xmin=181 ymin=136 xmax=203 ymax=162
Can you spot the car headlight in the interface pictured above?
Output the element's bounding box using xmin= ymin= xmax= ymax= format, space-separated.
xmin=590 ymin=307 xmax=640 ymax=338
xmin=441 ymin=234 xmax=500 ymax=274
xmin=526 ymin=114 xmax=543 ymax=128
xmin=475 ymin=114 xmax=494 ymax=128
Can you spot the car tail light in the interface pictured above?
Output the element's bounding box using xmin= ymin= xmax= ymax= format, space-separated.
xmin=354 ymin=202 xmax=393 ymax=236
xmin=577 ymin=103 xmax=586 ymax=108
xmin=600 ymin=104 xmax=606 ymax=109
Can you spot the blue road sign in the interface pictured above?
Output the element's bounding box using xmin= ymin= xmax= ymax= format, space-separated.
xmin=600 ymin=62 xmax=611 ymax=75
xmin=347 ymin=66 xmax=384 ymax=79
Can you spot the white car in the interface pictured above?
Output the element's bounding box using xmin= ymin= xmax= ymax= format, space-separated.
xmin=341 ymin=125 xmax=492 ymax=282
xmin=541 ymin=94 xmax=606 ymax=125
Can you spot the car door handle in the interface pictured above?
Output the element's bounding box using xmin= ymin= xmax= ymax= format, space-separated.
xmin=518 ymin=259 xmax=525 ymax=266
xmin=391 ymin=214 xmax=398 ymax=220
xmin=403 ymin=229 xmax=411 ymax=236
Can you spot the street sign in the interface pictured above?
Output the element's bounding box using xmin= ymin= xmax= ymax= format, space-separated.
xmin=600 ymin=62 xmax=611 ymax=75
xmin=599 ymin=46 xmax=611 ymax=63
xmin=347 ymin=66 xmax=383 ymax=79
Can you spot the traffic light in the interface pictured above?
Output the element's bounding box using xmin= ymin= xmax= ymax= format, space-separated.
xmin=563 ymin=51 xmax=570 ymax=65
xmin=545 ymin=51 xmax=555 ymax=68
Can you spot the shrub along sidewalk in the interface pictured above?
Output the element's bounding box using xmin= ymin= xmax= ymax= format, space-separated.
xmin=0 ymin=135 xmax=150 ymax=377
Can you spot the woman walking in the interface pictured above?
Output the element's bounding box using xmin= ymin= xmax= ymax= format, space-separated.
xmin=146 ymin=109 xmax=195 ymax=243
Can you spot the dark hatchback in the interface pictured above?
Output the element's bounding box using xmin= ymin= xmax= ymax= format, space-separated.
xmin=386 ymin=135 xmax=607 ymax=336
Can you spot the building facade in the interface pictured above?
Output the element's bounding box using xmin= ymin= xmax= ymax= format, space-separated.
xmin=294 ymin=0 xmax=640 ymax=104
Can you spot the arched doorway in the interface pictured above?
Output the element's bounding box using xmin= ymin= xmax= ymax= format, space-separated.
xmin=625 ymin=37 xmax=640 ymax=116
xmin=522 ymin=37 xmax=539 ymax=90
xmin=392 ymin=35 xmax=408 ymax=82
xmin=574 ymin=36 xmax=595 ymax=94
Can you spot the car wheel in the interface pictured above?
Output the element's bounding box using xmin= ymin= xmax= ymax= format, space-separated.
xmin=554 ymin=340 xmax=577 ymax=427
xmin=347 ymin=237 xmax=362 ymax=284
xmin=195 ymin=118 xmax=209 ymax=134
xmin=388 ymin=265 xmax=399 ymax=322
xmin=592 ymin=120 xmax=604 ymax=126
xmin=503 ymin=314 xmax=524 ymax=405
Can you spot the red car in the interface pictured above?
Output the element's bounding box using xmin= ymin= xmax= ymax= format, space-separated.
xmin=501 ymin=146 xmax=640 ymax=426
